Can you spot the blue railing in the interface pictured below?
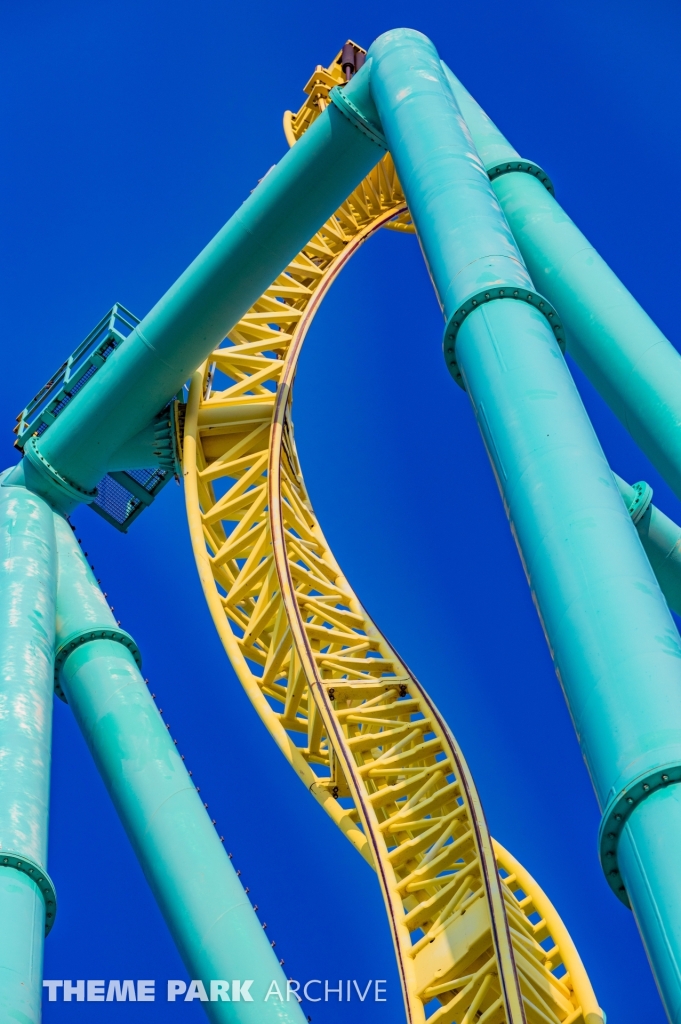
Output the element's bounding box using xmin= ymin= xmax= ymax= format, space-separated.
xmin=14 ymin=304 xmax=140 ymax=450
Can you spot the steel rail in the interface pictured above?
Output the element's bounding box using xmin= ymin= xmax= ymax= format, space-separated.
xmin=266 ymin=232 xmax=524 ymax=1024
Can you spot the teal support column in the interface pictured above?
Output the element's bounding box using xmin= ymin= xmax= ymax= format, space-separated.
xmin=53 ymin=513 xmax=305 ymax=1023
xmin=444 ymin=65 xmax=681 ymax=504
xmin=363 ymin=29 xmax=681 ymax=1023
xmin=0 ymin=480 xmax=57 ymax=1024
xmin=6 ymin=95 xmax=385 ymax=513
xmin=615 ymin=474 xmax=681 ymax=617
xmin=614 ymin=468 xmax=681 ymax=614
xmin=617 ymin=790 xmax=681 ymax=1024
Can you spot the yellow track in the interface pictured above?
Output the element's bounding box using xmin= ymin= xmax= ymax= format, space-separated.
xmin=182 ymin=47 xmax=604 ymax=1024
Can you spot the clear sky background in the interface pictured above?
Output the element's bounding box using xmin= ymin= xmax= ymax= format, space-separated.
xmin=2 ymin=1 xmax=680 ymax=1021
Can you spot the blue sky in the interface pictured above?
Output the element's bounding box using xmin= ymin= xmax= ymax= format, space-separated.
xmin=2 ymin=1 xmax=680 ymax=1021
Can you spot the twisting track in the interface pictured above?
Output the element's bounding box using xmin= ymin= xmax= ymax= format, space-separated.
xmin=183 ymin=47 xmax=602 ymax=1024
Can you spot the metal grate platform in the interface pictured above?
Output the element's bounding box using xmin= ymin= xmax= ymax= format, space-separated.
xmin=14 ymin=304 xmax=140 ymax=450
xmin=90 ymin=467 xmax=172 ymax=533
xmin=14 ymin=304 xmax=184 ymax=532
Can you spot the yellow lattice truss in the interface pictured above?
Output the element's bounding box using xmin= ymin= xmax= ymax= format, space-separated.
xmin=182 ymin=48 xmax=604 ymax=1024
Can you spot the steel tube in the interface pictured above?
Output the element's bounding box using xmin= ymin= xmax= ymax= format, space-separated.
xmin=9 ymin=97 xmax=384 ymax=509
xmin=615 ymin=474 xmax=681 ymax=617
xmin=365 ymin=29 xmax=681 ymax=1022
xmin=53 ymin=513 xmax=305 ymax=1023
xmin=106 ymin=420 xmax=166 ymax=471
xmin=443 ymin=65 xmax=681 ymax=503
xmin=0 ymin=480 xmax=57 ymax=1023
xmin=618 ymin=786 xmax=681 ymax=1023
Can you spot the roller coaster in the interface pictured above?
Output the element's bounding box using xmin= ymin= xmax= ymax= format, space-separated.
xmin=4 ymin=26 xmax=681 ymax=1024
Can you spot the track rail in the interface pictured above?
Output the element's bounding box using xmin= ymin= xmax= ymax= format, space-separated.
xmin=182 ymin=48 xmax=603 ymax=1024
